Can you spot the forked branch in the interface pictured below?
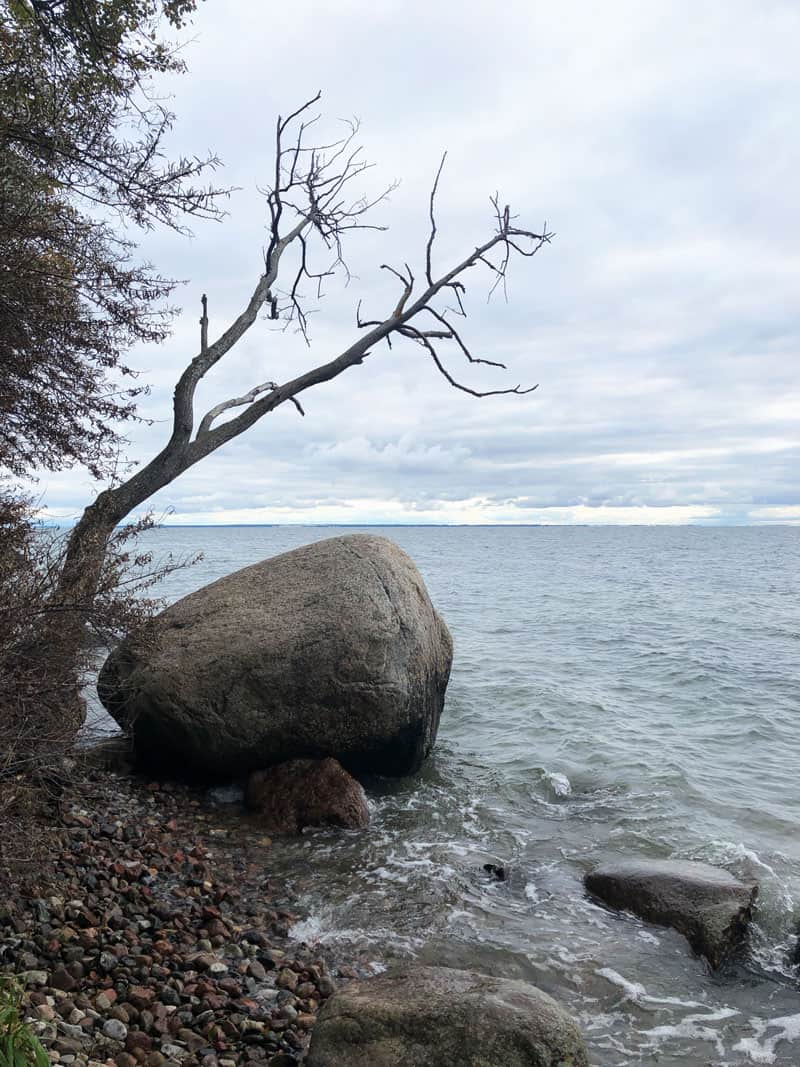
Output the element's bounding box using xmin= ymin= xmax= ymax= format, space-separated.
xmin=65 ymin=94 xmax=552 ymax=547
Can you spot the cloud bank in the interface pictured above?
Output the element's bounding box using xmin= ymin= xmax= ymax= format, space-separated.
xmin=37 ymin=0 xmax=800 ymax=526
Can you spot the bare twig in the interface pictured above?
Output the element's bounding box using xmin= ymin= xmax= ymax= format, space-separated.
xmin=425 ymin=153 xmax=447 ymax=286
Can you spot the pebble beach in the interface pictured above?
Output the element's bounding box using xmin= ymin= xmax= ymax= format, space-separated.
xmin=1 ymin=762 xmax=365 ymax=1067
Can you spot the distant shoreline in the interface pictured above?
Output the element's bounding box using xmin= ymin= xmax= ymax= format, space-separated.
xmin=36 ymin=521 xmax=800 ymax=529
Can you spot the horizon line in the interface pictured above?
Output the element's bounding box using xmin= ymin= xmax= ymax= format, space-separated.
xmin=38 ymin=521 xmax=799 ymax=530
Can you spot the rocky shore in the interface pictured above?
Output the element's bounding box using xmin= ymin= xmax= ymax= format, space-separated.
xmin=2 ymin=534 xmax=763 ymax=1066
xmin=0 ymin=764 xmax=367 ymax=1067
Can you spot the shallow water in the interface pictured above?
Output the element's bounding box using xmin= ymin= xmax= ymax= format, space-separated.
xmin=87 ymin=525 xmax=800 ymax=1065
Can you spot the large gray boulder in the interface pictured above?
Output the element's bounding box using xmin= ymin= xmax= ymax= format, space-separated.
xmin=585 ymin=858 xmax=757 ymax=968
xmin=98 ymin=535 xmax=452 ymax=779
xmin=306 ymin=966 xmax=589 ymax=1067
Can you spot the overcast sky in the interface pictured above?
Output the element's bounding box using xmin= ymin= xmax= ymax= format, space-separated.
xmin=40 ymin=0 xmax=800 ymax=525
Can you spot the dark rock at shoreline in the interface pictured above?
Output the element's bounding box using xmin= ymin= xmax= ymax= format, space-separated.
xmin=585 ymin=858 xmax=757 ymax=968
xmin=98 ymin=534 xmax=453 ymax=780
xmin=247 ymin=758 xmax=369 ymax=835
xmin=306 ymin=965 xmax=589 ymax=1066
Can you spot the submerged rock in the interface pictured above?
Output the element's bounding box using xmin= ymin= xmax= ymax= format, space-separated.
xmin=483 ymin=862 xmax=507 ymax=881
xmin=585 ymin=858 xmax=757 ymax=968
xmin=98 ymin=534 xmax=453 ymax=779
xmin=247 ymin=757 xmax=370 ymax=834
xmin=306 ymin=965 xmax=589 ymax=1066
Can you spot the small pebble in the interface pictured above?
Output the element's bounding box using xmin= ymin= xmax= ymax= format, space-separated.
xmin=103 ymin=1019 xmax=128 ymax=1041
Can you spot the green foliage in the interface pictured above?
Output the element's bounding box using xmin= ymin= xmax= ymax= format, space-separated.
xmin=0 ymin=976 xmax=48 ymax=1067
xmin=0 ymin=0 xmax=225 ymax=479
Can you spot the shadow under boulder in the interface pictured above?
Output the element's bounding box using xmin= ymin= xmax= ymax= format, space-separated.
xmin=585 ymin=858 xmax=757 ymax=969
xmin=306 ymin=965 xmax=589 ymax=1067
xmin=98 ymin=534 xmax=453 ymax=780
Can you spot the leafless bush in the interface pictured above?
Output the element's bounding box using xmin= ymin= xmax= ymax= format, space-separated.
xmin=0 ymin=493 xmax=195 ymax=883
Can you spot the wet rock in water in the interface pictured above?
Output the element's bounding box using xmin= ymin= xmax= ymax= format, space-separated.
xmin=247 ymin=757 xmax=369 ymax=834
xmin=306 ymin=965 xmax=589 ymax=1066
xmin=483 ymin=863 xmax=507 ymax=881
xmin=99 ymin=534 xmax=453 ymax=779
xmin=585 ymin=858 xmax=757 ymax=968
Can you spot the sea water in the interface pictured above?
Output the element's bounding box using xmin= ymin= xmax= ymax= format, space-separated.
xmin=87 ymin=525 xmax=800 ymax=1065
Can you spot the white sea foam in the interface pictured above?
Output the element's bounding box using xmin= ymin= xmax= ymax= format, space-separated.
xmin=289 ymin=909 xmax=423 ymax=954
xmin=732 ymin=1014 xmax=800 ymax=1064
xmin=641 ymin=1008 xmax=738 ymax=1059
xmin=371 ymin=866 xmax=410 ymax=885
xmin=545 ymin=771 xmax=572 ymax=797
xmin=595 ymin=967 xmax=647 ymax=1003
xmin=687 ymin=840 xmax=778 ymax=880
xmin=596 ymin=968 xmax=706 ymax=1010
xmin=635 ymin=929 xmax=660 ymax=945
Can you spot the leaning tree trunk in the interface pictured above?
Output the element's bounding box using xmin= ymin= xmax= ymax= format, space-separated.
xmin=59 ymin=459 xmax=175 ymax=608
xmin=49 ymin=445 xmax=189 ymax=747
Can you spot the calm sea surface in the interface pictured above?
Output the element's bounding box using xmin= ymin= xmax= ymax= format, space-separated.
xmin=87 ymin=525 xmax=800 ymax=1065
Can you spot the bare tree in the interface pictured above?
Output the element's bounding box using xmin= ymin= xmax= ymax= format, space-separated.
xmin=58 ymin=93 xmax=552 ymax=629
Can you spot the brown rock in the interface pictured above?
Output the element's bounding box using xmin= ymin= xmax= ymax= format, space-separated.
xmin=176 ymin=1028 xmax=206 ymax=1053
xmin=189 ymin=953 xmax=217 ymax=972
xmin=275 ymin=969 xmax=298 ymax=992
xmin=126 ymin=1032 xmax=153 ymax=1054
xmin=204 ymin=919 xmax=229 ymax=939
xmin=201 ymin=994 xmax=227 ymax=1011
xmin=247 ymin=758 xmax=369 ymax=835
xmin=49 ymin=966 xmax=77 ymax=992
xmin=127 ymin=987 xmax=156 ymax=1010
xmin=247 ymin=961 xmax=267 ymax=981
xmin=217 ymin=978 xmax=241 ymax=996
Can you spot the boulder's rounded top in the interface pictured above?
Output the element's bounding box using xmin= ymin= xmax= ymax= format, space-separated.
xmin=157 ymin=531 xmax=433 ymax=617
xmin=307 ymin=965 xmax=589 ymax=1067
xmin=587 ymin=859 xmax=755 ymax=892
xmin=331 ymin=964 xmax=566 ymax=1013
xmin=589 ymin=858 xmax=741 ymax=884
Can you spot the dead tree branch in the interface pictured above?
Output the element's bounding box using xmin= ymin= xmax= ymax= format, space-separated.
xmin=58 ymin=93 xmax=553 ymax=617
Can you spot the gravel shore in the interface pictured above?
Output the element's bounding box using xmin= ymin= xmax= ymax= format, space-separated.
xmin=0 ymin=765 xmax=359 ymax=1066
